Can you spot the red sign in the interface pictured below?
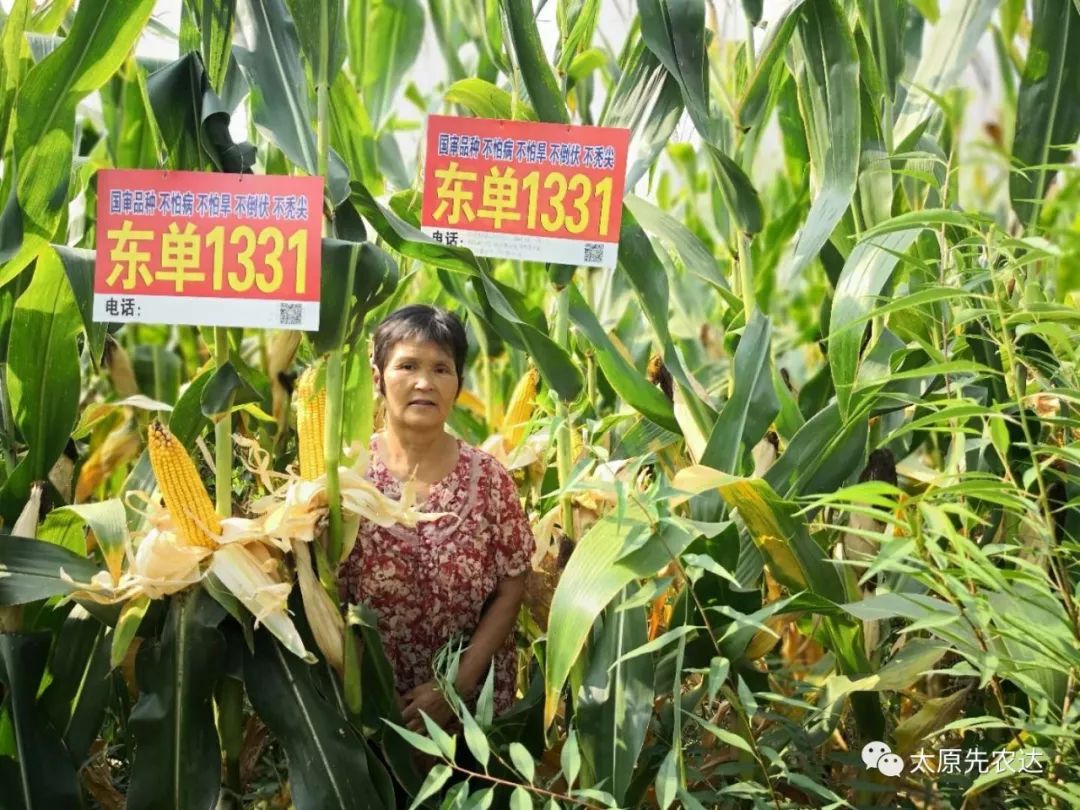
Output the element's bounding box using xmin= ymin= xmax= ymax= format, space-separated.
xmin=94 ymin=169 xmax=322 ymax=330
xmin=421 ymin=115 xmax=630 ymax=268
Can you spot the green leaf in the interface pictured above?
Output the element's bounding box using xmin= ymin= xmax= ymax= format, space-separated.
xmin=0 ymin=633 xmax=81 ymax=808
xmin=828 ymin=229 xmax=919 ymax=416
xmin=893 ymin=0 xmax=998 ymax=146
xmin=0 ymin=535 xmax=103 ymax=605
xmin=857 ymin=0 xmax=905 ymax=102
xmin=198 ymin=0 xmax=237 ymax=92
xmin=1010 ymin=0 xmax=1080 ymax=227
xmin=408 ymin=764 xmax=452 ymax=809
xmin=56 ymin=499 xmax=128 ymax=587
xmin=654 ymin=749 xmax=679 ymax=810
xmin=1 ymin=0 xmax=156 ymax=283
xmin=0 ymin=0 xmax=31 ymax=167
xmin=39 ymin=607 xmax=112 ymax=762
xmin=737 ymin=0 xmax=806 ymax=130
xmin=600 ymin=39 xmax=683 ymax=189
xmin=285 ymin=0 xmax=346 ymax=82
xmin=560 ymin=729 xmax=580 ymax=790
xmin=347 ymin=604 xmax=426 ymax=797
xmin=615 ymin=207 xmax=714 ymax=426
xmin=314 ymin=238 xmax=399 ymax=354
xmin=53 ymin=245 xmax=106 ymax=364
xmin=127 ymin=590 xmax=226 ymax=810
xmin=500 ymin=0 xmax=569 ymax=124
xmin=330 ymin=72 xmax=380 ymax=194
xmin=544 ymin=505 xmax=694 ymax=728
xmin=576 ymin=590 xmax=653 ymax=804
xmin=461 ymin=703 xmax=491 ymax=769
xmin=1 ymin=248 xmax=81 ymax=520
xmin=146 ymin=51 xmax=257 ymax=174
xmin=509 ymin=786 xmax=533 ymax=810
xmin=234 ymin=0 xmax=348 ymax=203
xmin=200 ymin=360 xmax=261 ymax=416
xmin=638 ymin=0 xmax=713 ymax=139
xmin=445 ymin=77 xmax=536 ymax=120
xmin=625 ymin=195 xmax=730 ymax=292
xmin=567 ymin=284 xmax=677 ymax=432
xmin=245 ymin=626 xmax=390 ymax=809
xmin=701 ymin=312 xmax=778 ymax=473
xmin=111 ymin=595 xmax=151 ymax=670
xmin=765 ymin=402 xmax=868 ymax=498
xmin=360 ymin=0 xmax=424 ymax=129
xmin=509 ymin=741 xmax=535 ymax=783
xmin=786 ymin=0 xmax=860 ymax=280
xmin=690 ymin=714 xmax=754 ymax=754
xmin=384 ymin=719 xmax=444 ymax=758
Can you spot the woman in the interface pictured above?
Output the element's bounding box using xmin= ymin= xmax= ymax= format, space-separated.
xmin=340 ymin=304 xmax=535 ymax=732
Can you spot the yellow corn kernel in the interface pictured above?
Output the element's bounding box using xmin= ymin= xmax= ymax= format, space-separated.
xmin=295 ymin=366 xmax=326 ymax=481
xmin=148 ymin=421 xmax=220 ymax=548
xmin=503 ymin=366 xmax=539 ymax=449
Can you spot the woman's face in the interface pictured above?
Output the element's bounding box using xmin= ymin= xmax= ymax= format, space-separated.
xmin=374 ymin=338 xmax=459 ymax=430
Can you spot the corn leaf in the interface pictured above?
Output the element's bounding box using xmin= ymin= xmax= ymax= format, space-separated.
xmin=246 ymin=626 xmax=391 ymax=810
xmin=544 ymin=505 xmax=694 ymax=728
xmin=445 ymin=77 xmax=535 ymax=121
xmin=892 ymin=0 xmax=998 ymax=147
xmin=234 ymin=0 xmax=349 ymax=203
xmin=0 ymin=0 xmax=156 ymax=285
xmin=0 ymin=632 xmax=81 ymax=809
xmin=600 ymin=40 xmax=683 ymax=189
xmin=638 ymin=0 xmax=713 ymax=139
xmin=786 ymin=0 xmax=860 ymax=280
xmin=567 ymin=282 xmax=678 ymax=432
xmin=500 ymin=0 xmax=569 ymax=124
xmin=357 ymin=0 xmax=424 ymax=129
xmin=126 ymin=590 xmax=226 ymax=810
xmin=737 ymin=0 xmax=806 ymax=130
xmin=0 ymin=0 xmax=31 ymax=156
xmin=828 ymin=229 xmax=920 ymax=416
xmin=285 ymin=0 xmax=346 ymax=83
xmin=1009 ymin=0 xmax=1080 ymax=228
xmin=39 ymin=606 xmax=112 ymax=764
xmin=700 ymin=311 xmax=778 ymax=473
xmin=0 ymin=248 xmax=81 ymax=522
xmin=575 ymin=589 xmax=653 ymax=805
xmin=52 ymin=245 xmax=105 ymax=365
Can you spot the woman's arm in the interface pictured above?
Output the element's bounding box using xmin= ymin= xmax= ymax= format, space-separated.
xmin=400 ymin=572 xmax=526 ymax=730
xmin=453 ymin=571 xmax=527 ymax=698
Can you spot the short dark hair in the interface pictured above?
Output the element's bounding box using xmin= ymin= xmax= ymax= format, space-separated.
xmin=371 ymin=305 xmax=468 ymax=393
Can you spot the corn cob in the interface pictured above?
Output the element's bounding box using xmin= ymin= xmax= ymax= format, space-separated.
xmin=295 ymin=366 xmax=326 ymax=481
xmin=503 ymin=366 xmax=539 ymax=449
xmin=148 ymin=421 xmax=220 ymax=548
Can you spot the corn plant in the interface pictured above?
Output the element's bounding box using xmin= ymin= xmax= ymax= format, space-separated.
xmin=0 ymin=0 xmax=1078 ymax=808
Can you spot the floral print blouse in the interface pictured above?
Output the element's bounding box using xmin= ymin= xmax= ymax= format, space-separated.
xmin=340 ymin=437 xmax=535 ymax=715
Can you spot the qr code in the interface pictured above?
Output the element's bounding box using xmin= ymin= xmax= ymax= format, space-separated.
xmin=583 ymin=243 xmax=604 ymax=264
xmin=279 ymin=303 xmax=303 ymax=326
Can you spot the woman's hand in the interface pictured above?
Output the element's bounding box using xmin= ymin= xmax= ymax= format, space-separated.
xmin=401 ymin=681 xmax=455 ymax=732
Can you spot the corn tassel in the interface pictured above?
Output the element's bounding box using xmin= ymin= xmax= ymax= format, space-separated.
xmin=503 ymin=366 xmax=539 ymax=449
xmin=148 ymin=421 xmax=220 ymax=548
xmin=295 ymin=366 xmax=326 ymax=481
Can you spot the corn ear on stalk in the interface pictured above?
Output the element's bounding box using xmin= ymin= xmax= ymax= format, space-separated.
xmin=293 ymin=540 xmax=345 ymax=673
xmin=503 ymin=366 xmax=539 ymax=449
xmin=295 ymin=366 xmax=326 ymax=481
xmin=104 ymin=336 xmax=140 ymax=398
xmin=148 ymin=421 xmax=220 ymax=548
